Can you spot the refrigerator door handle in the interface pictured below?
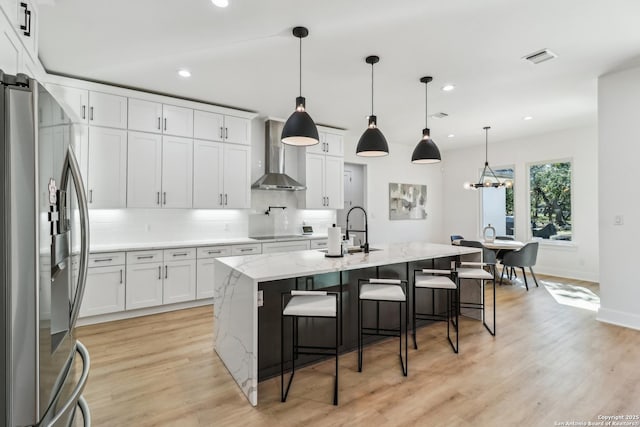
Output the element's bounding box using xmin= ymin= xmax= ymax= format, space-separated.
xmin=44 ymin=341 xmax=91 ymax=427
xmin=61 ymin=146 xmax=90 ymax=330
xmin=77 ymin=395 xmax=91 ymax=427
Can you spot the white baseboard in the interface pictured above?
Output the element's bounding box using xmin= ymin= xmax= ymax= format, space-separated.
xmin=77 ymin=298 xmax=213 ymax=327
xmin=597 ymin=307 xmax=640 ymax=331
xmin=530 ymin=266 xmax=598 ymax=283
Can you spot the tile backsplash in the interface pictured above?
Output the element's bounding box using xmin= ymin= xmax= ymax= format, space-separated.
xmin=89 ymin=190 xmax=335 ymax=246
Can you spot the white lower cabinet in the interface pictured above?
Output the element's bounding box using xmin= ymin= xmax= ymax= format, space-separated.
xmin=163 ymin=248 xmax=196 ymax=304
xmin=126 ymin=250 xmax=163 ymax=310
xmin=80 ymin=254 xmax=126 ymax=317
xmin=196 ymin=245 xmax=232 ymax=299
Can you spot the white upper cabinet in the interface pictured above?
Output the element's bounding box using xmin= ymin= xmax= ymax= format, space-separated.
xmin=222 ymin=143 xmax=251 ymax=208
xmin=324 ymin=155 xmax=344 ymax=209
xmin=161 ymin=136 xmax=193 ymax=208
xmin=0 ymin=11 xmax=21 ymax=75
xmin=89 ymin=91 xmax=128 ymax=128
xmin=193 ymin=140 xmax=250 ymax=209
xmin=127 ymin=131 xmax=162 ymax=208
xmin=46 ymin=84 xmax=88 ymax=123
xmin=307 ymin=131 xmax=343 ymax=156
xmin=162 ymin=104 xmax=193 ymax=137
xmin=298 ymin=129 xmax=344 ymax=209
xmin=303 ymin=153 xmax=325 ymax=209
xmin=128 ymin=98 xmax=163 ymax=133
xmin=87 ymin=127 xmax=127 ymax=209
xmin=193 ymin=140 xmax=223 ymax=208
xmin=193 ymin=110 xmax=224 ymax=141
xmin=15 ymin=0 xmax=36 ymax=62
xmin=193 ymin=110 xmax=250 ymax=145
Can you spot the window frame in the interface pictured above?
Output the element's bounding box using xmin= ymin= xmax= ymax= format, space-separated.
xmin=526 ymin=157 xmax=575 ymax=245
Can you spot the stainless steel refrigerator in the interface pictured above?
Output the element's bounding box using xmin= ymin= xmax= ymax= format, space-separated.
xmin=1 ymin=71 xmax=91 ymax=426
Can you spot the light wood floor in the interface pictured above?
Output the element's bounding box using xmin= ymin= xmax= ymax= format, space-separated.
xmin=76 ymin=274 xmax=640 ymax=427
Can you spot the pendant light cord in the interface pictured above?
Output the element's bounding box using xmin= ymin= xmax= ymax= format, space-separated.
xmin=299 ymin=36 xmax=302 ymax=97
xmin=425 ymin=82 xmax=428 ymax=128
xmin=370 ymin=62 xmax=374 ymax=116
xmin=485 ymin=128 xmax=489 ymax=164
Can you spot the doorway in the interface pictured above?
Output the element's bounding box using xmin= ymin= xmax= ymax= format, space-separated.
xmin=337 ymin=163 xmax=367 ymax=244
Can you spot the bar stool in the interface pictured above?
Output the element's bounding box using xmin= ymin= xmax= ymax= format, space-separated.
xmin=412 ymin=262 xmax=459 ymax=353
xmin=281 ymin=290 xmax=340 ymax=405
xmin=455 ymin=260 xmax=496 ymax=336
xmin=357 ymin=278 xmax=408 ymax=376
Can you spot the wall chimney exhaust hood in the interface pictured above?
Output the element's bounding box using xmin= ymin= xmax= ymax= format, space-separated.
xmin=251 ymin=120 xmax=306 ymax=191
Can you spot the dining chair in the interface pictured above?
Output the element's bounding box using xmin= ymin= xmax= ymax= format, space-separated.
xmin=500 ymin=242 xmax=539 ymax=291
xmin=495 ymin=236 xmax=516 ymax=279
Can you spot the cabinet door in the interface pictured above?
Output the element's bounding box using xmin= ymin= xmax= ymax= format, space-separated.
xmin=71 ymin=124 xmax=89 ymax=183
xmin=222 ymin=144 xmax=251 ymax=208
xmin=196 ymin=259 xmax=215 ymax=299
xmin=193 ymin=140 xmax=224 ymax=208
xmin=16 ymin=0 xmax=37 ymax=61
xmin=223 ymin=116 xmax=250 ymax=145
xmin=161 ymin=136 xmax=193 ymax=208
xmin=324 ymin=155 xmax=344 ymax=209
xmin=304 ymin=153 xmax=325 ymax=209
xmin=162 ymin=104 xmax=193 ymax=137
xmin=47 ymin=84 xmax=89 ymax=124
xmin=89 ymin=91 xmax=127 ymax=129
xmin=127 ymin=131 xmax=162 ymax=208
xmin=164 ymin=260 xmax=196 ymax=304
xmin=128 ymin=98 xmax=162 ymax=133
xmin=80 ymin=265 xmax=125 ymax=317
xmin=126 ymin=262 xmax=163 ymax=310
xmin=324 ymin=132 xmax=344 ymax=157
xmin=87 ymin=127 xmax=127 ymax=208
xmin=193 ymin=110 xmax=224 ymax=141
xmin=306 ymin=132 xmax=325 ymax=154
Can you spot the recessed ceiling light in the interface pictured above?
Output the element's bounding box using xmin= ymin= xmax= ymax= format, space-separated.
xmin=448 ymin=134 xmax=455 ymax=138
xmin=178 ymin=69 xmax=191 ymax=78
xmin=211 ymin=0 xmax=229 ymax=7
xmin=441 ymin=84 xmax=455 ymax=92
xmin=523 ymin=116 xmax=533 ymax=121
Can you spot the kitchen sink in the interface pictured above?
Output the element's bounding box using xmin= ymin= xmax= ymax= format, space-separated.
xmin=319 ymin=247 xmax=381 ymax=254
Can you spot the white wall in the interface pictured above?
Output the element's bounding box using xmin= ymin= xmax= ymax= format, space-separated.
xmin=343 ymin=130 xmax=445 ymax=244
xmin=442 ymin=125 xmax=599 ymax=282
xmin=597 ymin=64 xmax=640 ymax=330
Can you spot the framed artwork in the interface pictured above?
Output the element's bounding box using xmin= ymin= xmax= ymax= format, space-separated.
xmin=389 ymin=182 xmax=427 ymax=220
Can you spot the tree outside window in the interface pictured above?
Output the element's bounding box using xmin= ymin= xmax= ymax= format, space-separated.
xmin=529 ymin=161 xmax=572 ymax=241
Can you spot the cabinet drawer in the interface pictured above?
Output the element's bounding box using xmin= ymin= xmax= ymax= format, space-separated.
xmin=197 ymin=245 xmax=232 ymax=259
xmin=88 ymin=252 xmax=125 ymax=267
xmin=127 ymin=250 xmax=163 ymax=265
xmin=231 ymin=244 xmax=262 ymax=256
xmin=310 ymin=239 xmax=329 ymax=249
xmin=164 ymin=247 xmax=196 ymax=261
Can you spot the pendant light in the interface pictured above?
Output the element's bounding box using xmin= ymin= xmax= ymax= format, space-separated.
xmin=281 ymin=26 xmax=319 ymax=147
xmin=463 ymin=127 xmax=512 ymax=189
xmin=356 ymin=55 xmax=389 ymax=157
xmin=411 ymin=76 xmax=442 ymax=164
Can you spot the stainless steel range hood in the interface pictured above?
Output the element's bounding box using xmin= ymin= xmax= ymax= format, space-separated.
xmin=251 ymin=120 xmax=306 ymax=191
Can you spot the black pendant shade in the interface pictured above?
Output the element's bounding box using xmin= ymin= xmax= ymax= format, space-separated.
xmin=411 ymin=128 xmax=441 ymax=164
xmin=411 ymin=76 xmax=442 ymax=164
xmin=282 ymin=96 xmax=319 ymax=146
xmin=356 ymin=55 xmax=389 ymax=157
xmin=356 ymin=115 xmax=389 ymax=156
xmin=281 ymin=26 xmax=319 ymax=147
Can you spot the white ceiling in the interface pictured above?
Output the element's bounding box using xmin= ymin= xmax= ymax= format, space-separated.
xmin=37 ymin=0 xmax=640 ymax=150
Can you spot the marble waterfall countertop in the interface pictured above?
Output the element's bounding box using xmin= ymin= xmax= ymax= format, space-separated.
xmin=216 ymin=241 xmax=480 ymax=282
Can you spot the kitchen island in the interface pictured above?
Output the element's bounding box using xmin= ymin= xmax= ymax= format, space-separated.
xmin=213 ymin=241 xmax=480 ymax=406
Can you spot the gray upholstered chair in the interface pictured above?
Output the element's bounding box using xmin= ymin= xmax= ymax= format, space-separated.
xmin=495 ymin=235 xmax=516 ymax=279
xmin=500 ymin=242 xmax=539 ymax=291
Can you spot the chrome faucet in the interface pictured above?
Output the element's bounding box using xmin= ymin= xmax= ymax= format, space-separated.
xmin=345 ymin=206 xmax=369 ymax=253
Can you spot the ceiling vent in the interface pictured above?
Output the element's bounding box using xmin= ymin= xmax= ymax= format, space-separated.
xmin=523 ymin=48 xmax=557 ymax=64
xmin=430 ymin=112 xmax=449 ymax=119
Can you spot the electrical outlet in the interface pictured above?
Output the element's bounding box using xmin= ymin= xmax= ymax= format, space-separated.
xmin=257 ymin=290 xmax=264 ymax=307
xmin=614 ymin=215 xmax=624 ymax=226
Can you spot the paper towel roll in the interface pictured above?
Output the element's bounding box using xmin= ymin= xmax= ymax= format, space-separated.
xmin=327 ymin=225 xmax=342 ymax=256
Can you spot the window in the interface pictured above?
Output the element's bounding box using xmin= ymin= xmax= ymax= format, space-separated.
xmin=481 ymin=166 xmax=514 ymax=237
xmin=528 ymin=161 xmax=572 ymax=241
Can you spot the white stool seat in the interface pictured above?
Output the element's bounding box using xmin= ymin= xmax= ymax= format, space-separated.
xmin=283 ymin=295 xmax=337 ymax=317
xmin=456 ymin=267 xmax=494 ymax=280
xmin=415 ymin=274 xmax=457 ymax=289
xmin=360 ymin=283 xmax=406 ymax=302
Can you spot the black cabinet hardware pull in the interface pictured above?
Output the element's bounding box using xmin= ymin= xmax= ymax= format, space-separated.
xmin=94 ymin=258 xmax=112 ymax=263
xmin=20 ymin=3 xmax=31 ymax=37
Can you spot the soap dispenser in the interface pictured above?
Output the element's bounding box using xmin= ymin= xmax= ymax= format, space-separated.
xmin=483 ymin=224 xmax=496 ymax=242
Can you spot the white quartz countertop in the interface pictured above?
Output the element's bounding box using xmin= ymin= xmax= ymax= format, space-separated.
xmin=89 ymin=234 xmax=328 ymax=253
xmin=216 ymin=241 xmax=480 ymax=282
